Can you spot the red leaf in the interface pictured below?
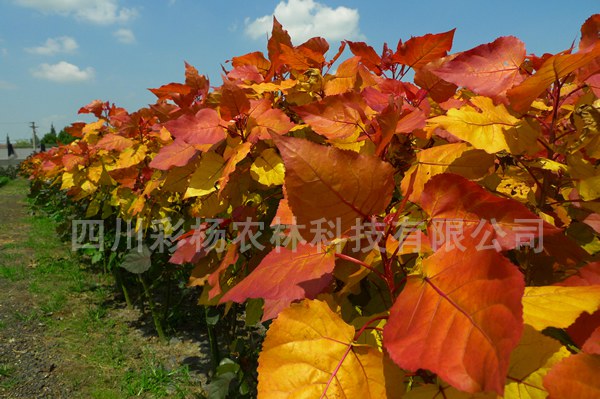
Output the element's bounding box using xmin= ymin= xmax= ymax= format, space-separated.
xmin=346 ymin=41 xmax=383 ymax=75
xmin=583 ymin=326 xmax=600 ymax=355
xmin=267 ymin=17 xmax=293 ymax=78
xmin=219 ymin=81 xmax=251 ymax=121
xmin=208 ymin=243 xmax=239 ymax=299
xmin=558 ymin=261 xmax=600 ymax=286
xmin=247 ymin=99 xmax=294 ymax=142
xmin=383 ymin=229 xmax=524 ymax=394
xmin=165 ymin=108 xmax=226 ymax=146
xmin=544 ymin=353 xmax=600 ymax=399
xmin=431 ymin=36 xmax=526 ymax=100
xmin=149 ymin=139 xmax=198 ymax=170
xmin=580 ymin=14 xmax=600 ymax=52
xmin=184 ymin=62 xmax=209 ymax=96
xmin=227 ymin=65 xmax=264 ymax=83
xmin=414 ymin=57 xmax=458 ymax=103
xmin=149 ymin=83 xmax=192 ymax=100
xmin=78 ymin=100 xmax=108 ymax=118
xmin=219 ymin=243 xmax=335 ymax=320
xmin=294 ymin=93 xmax=368 ymax=140
xmin=169 ymin=226 xmax=207 ymax=264
xmin=418 ymin=173 xmax=557 ymax=251
xmin=394 ymin=29 xmax=455 ymax=70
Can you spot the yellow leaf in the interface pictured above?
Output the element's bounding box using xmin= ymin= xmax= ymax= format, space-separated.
xmin=567 ymin=155 xmax=600 ymax=200
xmin=86 ymin=164 xmax=104 ymax=184
xmin=503 ymin=325 xmax=570 ymax=399
xmin=257 ymin=299 xmax=404 ymax=399
xmin=61 ymin=171 xmax=74 ymax=190
xmin=522 ymin=285 xmax=600 ymax=330
xmin=116 ymin=144 xmax=147 ymax=169
xmin=81 ymin=119 xmax=105 ymax=143
xmin=429 ymin=96 xmax=539 ymax=154
xmin=184 ymin=152 xmax=225 ymax=199
xmin=579 ymin=175 xmax=600 ymax=201
xmin=242 ymin=79 xmax=297 ymax=95
xmin=250 ymin=148 xmax=285 ymax=187
xmin=401 ymin=142 xmax=495 ymax=202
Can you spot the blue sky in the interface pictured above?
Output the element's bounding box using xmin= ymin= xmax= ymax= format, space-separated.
xmin=0 ymin=0 xmax=598 ymax=141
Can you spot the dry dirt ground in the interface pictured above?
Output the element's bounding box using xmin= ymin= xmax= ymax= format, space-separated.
xmin=0 ymin=179 xmax=213 ymax=398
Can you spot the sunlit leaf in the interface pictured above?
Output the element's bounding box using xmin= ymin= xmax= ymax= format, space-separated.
xmin=384 ymin=229 xmax=524 ymax=394
xmin=257 ymin=299 xmax=404 ymax=398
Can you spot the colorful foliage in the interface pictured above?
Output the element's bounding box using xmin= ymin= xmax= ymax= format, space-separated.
xmin=22 ymin=14 xmax=600 ymax=398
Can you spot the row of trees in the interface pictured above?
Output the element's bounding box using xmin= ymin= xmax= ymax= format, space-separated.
xmin=6 ymin=124 xmax=76 ymax=149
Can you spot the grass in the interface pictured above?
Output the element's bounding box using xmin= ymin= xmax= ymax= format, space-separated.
xmin=0 ymin=179 xmax=207 ymax=398
xmin=0 ymin=363 xmax=16 ymax=390
xmin=122 ymin=353 xmax=193 ymax=399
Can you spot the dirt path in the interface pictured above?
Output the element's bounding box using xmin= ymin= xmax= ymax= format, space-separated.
xmin=0 ymin=180 xmax=210 ymax=398
xmin=0 ymin=179 xmax=69 ymax=398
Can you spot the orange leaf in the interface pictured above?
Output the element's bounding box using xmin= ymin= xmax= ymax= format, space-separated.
xmin=279 ymin=42 xmax=326 ymax=72
xmin=395 ymin=29 xmax=456 ymax=70
xmin=266 ymin=17 xmax=293 ymax=79
xmin=218 ymin=81 xmax=251 ymax=121
xmin=246 ymin=99 xmax=294 ymax=142
xmin=273 ymin=135 xmax=395 ymax=241
xmin=544 ymin=353 xmax=600 ymax=399
xmin=401 ymin=143 xmax=495 ymax=203
xmin=149 ymin=139 xmax=198 ymax=170
xmin=324 ymin=56 xmax=360 ymax=96
xmin=418 ymin=173 xmax=556 ymax=251
xmin=96 ymin=133 xmax=133 ymax=151
xmin=219 ymin=243 xmax=335 ymax=320
xmin=580 ymin=14 xmax=600 ymax=52
xmin=431 ymin=36 xmax=526 ymax=100
xmin=149 ymin=82 xmax=192 ymax=100
xmin=346 ymin=41 xmax=383 ymax=75
xmin=383 ymin=229 xmax=525 ymax=394
xmin=231 ymin=51 xmax=271 ymax=77
xmin=208 ymin=242 xmax=239 ymax=299
xmin=508 ymin=44 xmax=600 ymax=113
xmin=294 ymin=93 xmax=368 ymax=140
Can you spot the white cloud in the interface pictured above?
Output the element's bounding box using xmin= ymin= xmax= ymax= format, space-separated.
xmin=25 ymin=36 xmax=78 ymax=55
xmin=245 ymin=0 xmax=364 ymax=44
xmin=14 ymin=0 xmax=138 ymax=25
xmin=114 ymin=28 xmax=136 ymax=44
xmin=31 ymin=61 xmax=95 ymax=83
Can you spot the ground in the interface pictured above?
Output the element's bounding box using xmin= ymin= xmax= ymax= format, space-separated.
xmin=0 ymin=179 xmax=211 ymax=398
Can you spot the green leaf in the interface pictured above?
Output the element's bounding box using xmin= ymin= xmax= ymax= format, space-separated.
xmin=120 ymin=245 xmax=152 ymax=274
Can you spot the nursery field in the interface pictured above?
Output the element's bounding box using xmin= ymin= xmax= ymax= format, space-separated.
xmin=7 ymin=13 xmax=600 ymax=399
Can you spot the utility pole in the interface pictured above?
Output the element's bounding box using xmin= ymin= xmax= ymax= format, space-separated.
xmin=30 ymin=122 xmax=38 ymax=151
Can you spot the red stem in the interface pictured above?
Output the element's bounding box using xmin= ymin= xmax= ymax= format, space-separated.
xmin=334 ymin=252 xmax=386 ymax=281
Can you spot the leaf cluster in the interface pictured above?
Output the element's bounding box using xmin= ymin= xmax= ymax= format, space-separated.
xmin=21 ymin=15 xmax=600 ymax=398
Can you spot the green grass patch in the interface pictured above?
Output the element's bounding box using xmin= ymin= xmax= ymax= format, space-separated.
xmin=0 ymin=177 xmax=28 ymax=195
xmin=0 ymin=264 xmax=26 ymax=281
xmin=122 ymin=353 xmax=193 ymax=399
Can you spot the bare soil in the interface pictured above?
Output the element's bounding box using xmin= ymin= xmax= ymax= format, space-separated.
xmin=0 ymin=180 xmax=213 ymax=398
